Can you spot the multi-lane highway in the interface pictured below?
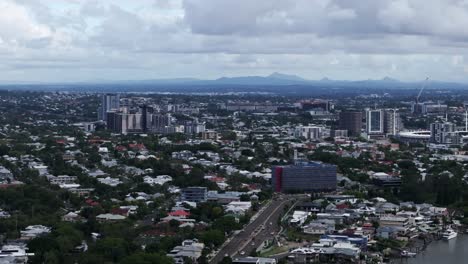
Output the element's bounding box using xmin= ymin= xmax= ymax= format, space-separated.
xmin=210 ymin=195 xmax=296 ymax=264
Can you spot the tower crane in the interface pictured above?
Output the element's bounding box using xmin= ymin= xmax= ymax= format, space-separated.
xmin=416 ymin=77 xmax=429 ymax=104
xmin=413 ymin=77 xmax=429 ymax=114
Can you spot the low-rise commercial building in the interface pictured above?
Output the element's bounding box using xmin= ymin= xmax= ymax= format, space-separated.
xmin=181 ymin=187 xmax=208 ymax=203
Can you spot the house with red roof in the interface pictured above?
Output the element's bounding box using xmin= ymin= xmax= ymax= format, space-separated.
xmin=85 ymin=199 xmax=100 ymax=207
xmin=205 ymin=176 xmax=225 ymax=183
xmin=336 ymin=203 xmax=350 ymax=210
xmin=55 ymin=139 xmax=66 ymax=145
xmin=115 ymin=145 xmax=127 ymax=152
xmin=129 ymin=143 xmax=146 ymax=151
xmin=88 ymin=138 xmax=104 ymax=144
xmin=168 ymin=210 xmax=191 ymax=218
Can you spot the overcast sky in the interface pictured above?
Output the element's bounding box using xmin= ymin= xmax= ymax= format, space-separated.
xmin=2 ymin=0 xmax=468 ymax=83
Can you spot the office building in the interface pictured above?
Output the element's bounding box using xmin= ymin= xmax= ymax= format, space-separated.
xmin=73 ymin=122 xmax=96 ymax=132
xmin=140 ymin=105 xmax=153 ymax=132
xmin=106 ymin=111 xmax=119 ymax=132
xmin=181 ymin=187 xmax=208 ymax=202
xmin=102 ymin=97 xmax=202 ymax=136
xmin=384 ymin=110 xmax=403 ymax=136
xmin=430 ymin=122 xmax=460 ymax=144
xmin=125 ymin=113 xmax=143 ymax=133
xmin=201 ymin=131 xmax=218 ymax=140
xmin=371 ymin=172 xmax=402 ymax=187
xmin=98 ymin=94 xmax=120 ymax=121
xmin=300 ymin=100 xmax=333 ymax=112
xmin=366 ymin=109 xmax=384 ymax=135
xmin=106 ymin=107 xmax=176 ymax=135
xmin=339 ymin=111 xmax=362 ymax=137
xmin=272 ymin=162 xmax=337 ymax=193
xmin=423 ymin=103 xmax=448 ymax=114
xmin=152 ymin=114 xmax=172 ymax=132
xmin=412 ymin=101 xmax=448 ymax=115
xmin=293 ymin=126 xmax=322 ymax=140
xmin=184 ymin=122 xmax=206 ymax=134
xmin=411 ymin=102 xmax=424 ymax=114
xmin=106 ymin=112 xmax=143 ymax=134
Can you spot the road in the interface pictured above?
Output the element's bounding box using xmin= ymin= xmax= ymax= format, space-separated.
xmin=210 ymin=195 xmax=295 ymax=264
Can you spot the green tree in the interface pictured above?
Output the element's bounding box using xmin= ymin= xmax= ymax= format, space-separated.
xmin=212 ymin=216 xmax=241 ymax=233
xmin=219 ymin=256 xmax=233 ymax=264
xmin=28 ymin=237 xmax=61 ymax=264
xmin=93 ymin=238 xmax=130 ymax=262
xmin=200 ymin=229 xmax=225 ymax=248
xmin=43 ymin=250 xmax=60 ymax=264
xmin=145 ymin=236 xmax=180 ymax=254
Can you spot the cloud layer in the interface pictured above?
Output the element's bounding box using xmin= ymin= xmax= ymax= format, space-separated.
xmin=2 ymin=0 xmax=468 ymax=82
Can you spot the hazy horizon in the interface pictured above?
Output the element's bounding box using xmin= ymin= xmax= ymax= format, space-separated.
xmin=0 ymin=72 xmax=446 ymax=86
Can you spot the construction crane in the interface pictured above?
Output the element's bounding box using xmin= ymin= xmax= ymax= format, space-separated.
xmin=416 ymin=77 xmax=429 ymax=104
xmin=413 ymin=77 xmax=429 ymax=114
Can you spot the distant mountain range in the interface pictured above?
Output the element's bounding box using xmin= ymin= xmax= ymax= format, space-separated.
xmin=109 ymin=72 xmax=405 ymax=86
xmin=1 ymin=73 xmax=468 ymax=92
xmin=95 ymin=72 xmax=311 ymax=86
xmin=90 ymin=73 xmax=466 ymax=89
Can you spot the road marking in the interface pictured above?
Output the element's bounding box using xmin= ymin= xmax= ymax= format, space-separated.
xmin=236 ymin=199 xmax=292 ymax=256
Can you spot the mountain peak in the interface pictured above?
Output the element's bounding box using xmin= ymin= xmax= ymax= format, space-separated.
xmin=381 ymin=76 xmax=399 ymax=82
xmin=268 ymin=72 xmax=306 ymax=81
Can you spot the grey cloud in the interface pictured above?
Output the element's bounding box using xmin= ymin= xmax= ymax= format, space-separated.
xmin=182 ymin=0 xmax=381 ymax=36
xmin=183 ymin=0 xmax=288 ymax=35
xmin=3 ymin=0 xmax=468 ymax=82
xmin=182 ymin=0 xmax=468 ymax=39
xmin=91 ymin=5 xmax=146 ymax=49
xmin=81 ymin=0 xmax=107 ymax=17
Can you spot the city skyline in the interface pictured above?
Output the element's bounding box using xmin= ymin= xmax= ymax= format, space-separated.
xmin=0 ymin=81 xmax=468 ymax=263
xmin=3 ymin=2 xmax=468 ymax=263
xmin=3 ymin=0 xmax=468 ymax=83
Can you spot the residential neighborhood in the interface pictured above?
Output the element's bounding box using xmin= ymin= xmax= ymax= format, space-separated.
xmin=0 ymin=89 xmax=467 ymax=264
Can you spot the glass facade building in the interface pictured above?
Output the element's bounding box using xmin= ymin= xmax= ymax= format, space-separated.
xmin=366 ymin=110 xmax=384 ymax=134
xmin=272 ymin=162 xmax=337 ymax=193
xmin=339 ymin=111 xmax=362 ymax=137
